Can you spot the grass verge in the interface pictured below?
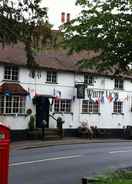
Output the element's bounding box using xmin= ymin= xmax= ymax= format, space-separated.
xmin=90 ymin=170 xmax=132 ymax=184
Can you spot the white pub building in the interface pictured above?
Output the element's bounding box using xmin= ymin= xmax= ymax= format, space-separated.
xmin=0 ymin=43 xmax=132 ymax=139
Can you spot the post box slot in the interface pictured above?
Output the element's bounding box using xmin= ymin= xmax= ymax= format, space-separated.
xmin=0 ymin=133 xmax=5 ymax=140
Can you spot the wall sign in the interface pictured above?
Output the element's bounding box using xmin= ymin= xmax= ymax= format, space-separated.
xmin=87 ymin=89 xmax=119 ymax=99
xmin=87 ymin=89 xmax=104 ymax=98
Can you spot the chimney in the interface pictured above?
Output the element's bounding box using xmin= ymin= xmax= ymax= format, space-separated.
xmin=66 ymin=13 xmax=70 ymax=23
xmin=61 ymin=12 xmax=65 ymax=23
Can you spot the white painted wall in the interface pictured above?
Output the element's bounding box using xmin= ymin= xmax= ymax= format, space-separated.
xmin=0 ymin=65 xmax=132 ymax=130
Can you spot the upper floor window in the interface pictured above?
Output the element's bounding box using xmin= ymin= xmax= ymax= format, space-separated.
xmin=113 ymin=101 xmax=123 ymax=113
xmin=82 ymin=100 xmax=99 ymax=113
xmin=114 ymin=79 xmax=124 ymax=90
xmin=54 ymin=99 xmax=71 ymax=113
xmin=0 ymin=95 xmax=25 ymax=115
xmin=46 ymin=71 xmax=57 ymax=83
xmin=84 ymin=74 xmax=94 ymax=86
xmin=4 ymin=66 xmax=18 ymax=81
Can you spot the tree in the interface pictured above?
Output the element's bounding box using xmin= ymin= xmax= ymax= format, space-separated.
xmin=0 ymin=0 xmax=52 ymax=77
xmin=63 ymin=0 xmax=132 ymax=74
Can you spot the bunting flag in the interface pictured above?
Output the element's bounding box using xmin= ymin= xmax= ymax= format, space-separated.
xmin=113 ymin=93 xmax=118 ymax=102
xmin=49 ymin=98 xmax=53 ymax=105
xmin=56 ymin=90 xmax=61 ymax=99
xmin=100 ymin=96 xmax=105 ymax=104
xmin=53 ymin=89 xmax=61 ymax=100
xmin=53 ymin=88 xmax=55 ymax=97
xmin=28 ymin=88 xmax=36 ymax=98
xmin=92 ymin=98 xmax=96 ymax=102
xmin=4 ymin=90 xmax=12 ymax=96
xmin=96 ymin=97 xmax=100 ymax=105
xmin=85 ymin=90 xmax=131 ymax=104
xmin=107 ymin=95 xmax=113 ymax=102
xmin=124 ymin=96 xmax=128 ymax=101
xmin=72 ymin=96 xmax=76 ymax=101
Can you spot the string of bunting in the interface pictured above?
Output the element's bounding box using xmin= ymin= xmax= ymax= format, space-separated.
xmin=87 ymin=94 xmax=129 ymax=104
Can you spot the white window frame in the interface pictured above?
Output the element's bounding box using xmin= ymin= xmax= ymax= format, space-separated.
xmin=4 ymin=66 xmax=19 ymax=81
xmin=113 ymin=101 xmax=123 ymax=113
xmin=54 ymin=99 xmax=71 ymax=113
xmin=0 ymin=95 xmax=25 ymax=115
xmin=84 ymin=74 xmax=94 ymax=86
xmin=82 ymin=100 xmax=99 ymax=113
xmin=114 ymin=79 xmax=124 ymax=90
xmin=46 ymin=71 xmax=57 ymax=83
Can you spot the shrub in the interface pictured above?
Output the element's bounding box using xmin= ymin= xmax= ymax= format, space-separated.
xmin=28 ymin=115 xmax=35 ymax=131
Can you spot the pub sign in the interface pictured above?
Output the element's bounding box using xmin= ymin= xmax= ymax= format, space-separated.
xmin=76 ymin=84 xmax=85 ymax=99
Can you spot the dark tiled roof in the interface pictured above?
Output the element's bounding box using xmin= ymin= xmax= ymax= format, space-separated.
xmin=0 ymin=43 xmax=95 ymax=72
xmin=0 ymin=43 xmax=27 ymax=65
xmin=0 ymin=82 xmax=28 ymax=95
xmin=0 ymin=43 xmax=132 ymax=79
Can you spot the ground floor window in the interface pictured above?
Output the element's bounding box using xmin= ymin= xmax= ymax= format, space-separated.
xmin=54 ymin=99 xmax=71 ymax=113
xmin=0 ymin=95 xmax=25 ymax=114
xmin=82 ymin=100 xmax=99 ymax=113
xmin=113 ymin=101 xmax=123 ymax=113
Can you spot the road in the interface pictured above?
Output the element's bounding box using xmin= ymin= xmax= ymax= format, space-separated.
xmin=9 ymin=142 xmax=132 ymax=184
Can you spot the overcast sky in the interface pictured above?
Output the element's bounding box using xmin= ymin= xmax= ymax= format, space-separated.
xmin=43 ymin=0 xmax=81 ymax=29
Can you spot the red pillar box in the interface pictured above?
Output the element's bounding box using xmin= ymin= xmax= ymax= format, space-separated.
xmin=0 ymin=123 xmax=10 ymax=184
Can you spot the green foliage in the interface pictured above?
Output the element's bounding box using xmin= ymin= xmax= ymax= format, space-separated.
xmin=0 ymin=0 xmax=52 ymax=77
xmin=91 ymin=170 xmax=132 ymax=184
xmin=63 ymin=0 xmax=132 ymax=74
xmin=26 ymin=108 xmax=32 ymax=116
xmin=28 ymin=114 xmax=36 ymax=131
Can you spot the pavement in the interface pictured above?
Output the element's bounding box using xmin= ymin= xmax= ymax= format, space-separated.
xmin=10 ymin=137 xmax=132 ymax=150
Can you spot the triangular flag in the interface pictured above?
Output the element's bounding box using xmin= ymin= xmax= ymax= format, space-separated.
xmin=100 ymin=96 xmax=105 ymax=104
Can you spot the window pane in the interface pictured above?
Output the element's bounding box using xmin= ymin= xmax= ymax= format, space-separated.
xmin=115 ymin=79 xmax=123 ymax=89
xmin=0 ymin=95 xmax=25 ymax=114
xmin=5 ymin=96 xmax=12 ymax=113
xmin=20 ymin=96 xmax=25 ymax=113
xmin=88 ymin=102 xmax=93 ymax=112
xmin=4 ymin=66 xmax=18 ymax=81
xmin=113 ymin=101 xmax=123 ymax=113
xmin=52 ymin=76 xmax=57 ymax=83
xmin=52 ymin=72 xmax=57 ymax=83
xmin=54 ymin=99 xmax=71 ymax=113
xmin=0 ymin=96 xmax=4 ymax=113
xmin=47 ymin=71 xmax=57 ymax=83
xmin=13 ymin=96 xmax=19 ymax=113
xmin=4 ymin=67 xmax=11 ymax=80
xmin=54 ymin=100 xmax=59 ymax=112
xmin=82 ymin=100 xmax=99 ymax=113
xmin=119 ymin=81 xmax=123 ymax=89
xmin=61 ymin=100 xmax=65 ymax=112
xmin=66 ymin=100 xmax=71 ymax=112
xmin=82 ymin=100 xmax=87 ymax=112
xmin=84 ymin=75 xmax=94 ymax=85
xmin=47 ymin=72 xmax=52 ymax=82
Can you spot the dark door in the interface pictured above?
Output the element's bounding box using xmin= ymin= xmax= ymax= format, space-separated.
xmin=36 ymin=96 xmax=50 ymax=128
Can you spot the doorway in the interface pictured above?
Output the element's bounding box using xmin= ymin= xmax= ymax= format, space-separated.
xmin=36 ymin=96 xmax=50 ymax=128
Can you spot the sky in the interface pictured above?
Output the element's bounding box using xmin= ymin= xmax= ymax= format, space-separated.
xmin=42 ymin=0 xmax=81 ymax=29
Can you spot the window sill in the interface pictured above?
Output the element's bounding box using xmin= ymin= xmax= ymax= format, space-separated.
xmin=53 ymin=112 xmax=73 ymax=115
xmin=2 ymin=79 xmax=20 ymax=83
xmin=81 ymin=112 xmax=101 ymax=115
xmin=0 ymin=113 xmax=26 ymax=116
xmin=85 ymin=83 xmax=94 ymax=86
xmin=45 ymin=82 xmax=58 ymax=84
xmin=112 ymin=113 xmax=124 ymax=115
xmin=114 ymin=88 xmax=124 ymax=90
